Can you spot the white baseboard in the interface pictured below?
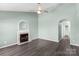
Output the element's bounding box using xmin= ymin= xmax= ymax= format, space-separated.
xmin=0 ymin=43 xmax=17 ymax=49
xmin=32 ymin=37 xmax=38 ymax=40
xmin=70 ymin=43 xmax=79 ymax=47
xmin=38 ymin=37 xmax=59 ymax=42
xmin=17 ymin=40 xmax=31 ymax=45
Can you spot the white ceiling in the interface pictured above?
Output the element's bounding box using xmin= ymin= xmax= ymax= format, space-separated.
xmin=0 ymin=3 xmax=58 ymax=12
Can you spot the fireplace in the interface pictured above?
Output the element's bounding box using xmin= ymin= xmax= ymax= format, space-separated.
xmin=20 ymin=33 xmax=28 ymax=43
xmin=17 ymin=20 xmax=29 ymax=45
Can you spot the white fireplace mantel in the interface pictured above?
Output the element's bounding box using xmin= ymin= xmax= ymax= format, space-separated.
xmin=17 ymin=20 xmax=30 ymax=45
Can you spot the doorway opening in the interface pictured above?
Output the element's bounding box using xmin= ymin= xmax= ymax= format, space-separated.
xmin=58 ymin=19 xmax=71 ymax=41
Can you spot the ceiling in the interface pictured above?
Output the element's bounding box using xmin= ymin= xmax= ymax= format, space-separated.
xmin=0 ymin=3 xmax=58 ymax=12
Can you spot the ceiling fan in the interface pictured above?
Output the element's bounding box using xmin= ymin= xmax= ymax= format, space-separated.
xmin=36 ymin=3 xmax=48 ymax=14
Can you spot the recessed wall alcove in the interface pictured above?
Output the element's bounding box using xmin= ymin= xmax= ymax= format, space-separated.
xmin=17 ymin=20 xmax=29 ymax=45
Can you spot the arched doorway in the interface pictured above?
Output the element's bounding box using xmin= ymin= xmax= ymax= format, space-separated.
xmin=58 ymin=19 xmax=71 ymax=41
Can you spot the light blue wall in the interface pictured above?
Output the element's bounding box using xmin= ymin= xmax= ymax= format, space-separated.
xmin=38 ymin=4 xmax=78 ymax=45
xmin=72 ymin=4 xmax=79 ymax=45
xmin=0 ymin=11 xmax=38 ymax=47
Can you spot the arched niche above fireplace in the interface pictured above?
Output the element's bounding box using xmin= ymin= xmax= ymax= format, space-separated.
xmin=19 ymin=20 xmax=29 ymax=33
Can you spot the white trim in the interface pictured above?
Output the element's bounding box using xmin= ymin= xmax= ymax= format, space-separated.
xmin=17 ymin=41 xmax=29 ymax=45
xmin=70 ymin=43 xmax=79 ymax=47
xmin=0 ymin=43 xmax=17 ymax=49
xmin=31 ymin=37 xmax=38 ymax=40
xmin=38 ymin=38 xmax=59 ymax=42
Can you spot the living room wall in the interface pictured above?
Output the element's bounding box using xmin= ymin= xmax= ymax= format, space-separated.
xmin=38 ymin=3 xmax=79 ymax=46
xmin=0 ymin=11 xmax=38 ymax=47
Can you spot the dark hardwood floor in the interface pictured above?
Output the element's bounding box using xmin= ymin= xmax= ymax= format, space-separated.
xmin=0 ymin=39 xmax=79 ymax=56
